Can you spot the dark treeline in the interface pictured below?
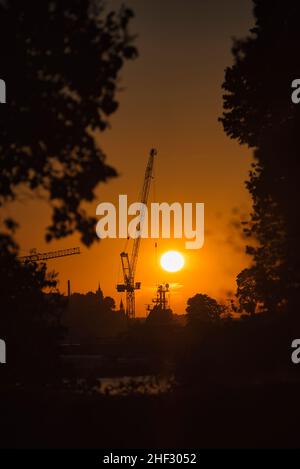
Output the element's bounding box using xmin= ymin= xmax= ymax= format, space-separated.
xmin=63 ymin=287 xmax=127 ymax=341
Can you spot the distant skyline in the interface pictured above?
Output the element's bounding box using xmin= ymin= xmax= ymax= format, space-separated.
xmin=5 ymin=0 xmax=254 ymax=314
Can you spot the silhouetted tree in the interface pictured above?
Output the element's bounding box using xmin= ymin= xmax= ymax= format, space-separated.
xmin=64 ymin=290 xmax=126 ymax=340
xmin=103 ymin=296 xmax=115 ymax=311
xmin=236 ymin=267 xmax=257 ymax=315
xmin=220 ymin=0 xmax=300 ymax=314
xmin=186 ymin=294 xmax=223 ymax=325
xmin=0 ymin=0 xmax=137 ymax=246
xmin=0 ymin=229 xmax=66 ymax=383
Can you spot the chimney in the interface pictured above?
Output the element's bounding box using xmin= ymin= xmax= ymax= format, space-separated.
xmin=67 ymin=280 xmax=71 ymax=297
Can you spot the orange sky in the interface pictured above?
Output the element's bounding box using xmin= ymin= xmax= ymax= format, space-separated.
xmin=4 ymin=0 xmax=254 ymax=315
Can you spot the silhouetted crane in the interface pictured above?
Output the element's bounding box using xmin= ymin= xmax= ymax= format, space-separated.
xmin=18 ymin=247 xmax=80 ymax=262
xmin=117 ymin=148 xmax=157 ymax=319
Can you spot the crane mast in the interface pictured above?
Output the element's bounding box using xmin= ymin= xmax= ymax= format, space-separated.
xmin=117 ymin=148 xmax=157 ymax=319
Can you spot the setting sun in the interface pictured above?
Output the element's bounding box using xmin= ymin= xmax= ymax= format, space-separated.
xmin=160 ymin=251 xmax=185 ymax=273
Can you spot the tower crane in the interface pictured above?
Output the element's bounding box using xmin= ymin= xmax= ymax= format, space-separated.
xmin=116 ymin=148 xmax=157 ymax=319
xmin=18 ymin=247 xmax=80 ymax=262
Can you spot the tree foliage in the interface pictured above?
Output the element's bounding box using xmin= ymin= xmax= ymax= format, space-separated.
xmin=0 ymin=0 xmax=137 ymax=245
xmin=0 ymin=231 xmax=66 ymax=382
xmin=186 ymin=293 xmax=223 ymax=325
xmin=220 ymin=0 xmax=300 ymax=314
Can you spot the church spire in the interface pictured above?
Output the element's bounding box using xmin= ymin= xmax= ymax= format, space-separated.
xmin=96 ymin=282 xmax=103 ymax=302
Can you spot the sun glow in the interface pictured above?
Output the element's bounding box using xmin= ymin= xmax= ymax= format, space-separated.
xmin=160 ymin=250 xmax=185 ymax=273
